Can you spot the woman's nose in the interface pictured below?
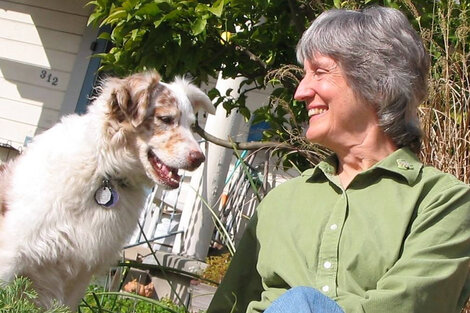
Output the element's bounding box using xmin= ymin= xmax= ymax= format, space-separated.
xmin=294 ymin=78 xmax=314 ymax=101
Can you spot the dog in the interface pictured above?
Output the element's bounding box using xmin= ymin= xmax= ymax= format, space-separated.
xmin=0 ymin=71 xmax=215 ymax=309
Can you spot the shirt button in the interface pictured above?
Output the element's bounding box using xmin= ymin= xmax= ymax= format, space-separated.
xmin=330 ymin=224 xmax=338 ymax=230
xmin=323 ymin=261 xmax=332 ymax=269
xmin=322 ymin=285 xmax=330 ymax=293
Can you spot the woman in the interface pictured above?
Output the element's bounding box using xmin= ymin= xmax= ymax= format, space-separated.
xmin=207 ymin=6 xmax=470 ymax=313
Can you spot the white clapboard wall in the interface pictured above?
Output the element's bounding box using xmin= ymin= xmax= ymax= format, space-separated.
xmin=0 ymin=0 xmax=94 ymax=150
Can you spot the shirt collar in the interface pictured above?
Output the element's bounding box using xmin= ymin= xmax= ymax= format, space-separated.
xmin=374 ymin=147 xmax=423 ymax=185
xmin=305 ymin=147 xmax=423 ymax=185
xmin=305 ymin=154 xmax=338 ymax=181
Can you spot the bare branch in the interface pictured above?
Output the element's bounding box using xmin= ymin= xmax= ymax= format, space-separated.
xmin=235 ymin=45 xmax=268 ymax=69
xmin=191 ymin=122 xmax=293 ymax=151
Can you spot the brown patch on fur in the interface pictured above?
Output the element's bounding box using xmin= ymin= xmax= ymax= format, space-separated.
xmin=152 ymin=87 xmax=181 ymax=136
xmin=103 ymin=72 xmax=163 ymax=145
xmin=163 ymin=129 xmax=185 ymax=155
xmin=124 ymin=72 xmax=160 ymax=127
xmin=106 ymin=71 xmax=161 ymax=128
xmin=157 ymin=87 xmax=178 ymax=109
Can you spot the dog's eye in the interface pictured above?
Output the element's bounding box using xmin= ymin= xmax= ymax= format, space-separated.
xmin=157 ymin=116 xmax=174 ymax=124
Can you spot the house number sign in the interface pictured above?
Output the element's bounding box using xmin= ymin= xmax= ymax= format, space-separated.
xmin=40 ymin=70 xmax=59 ymax=87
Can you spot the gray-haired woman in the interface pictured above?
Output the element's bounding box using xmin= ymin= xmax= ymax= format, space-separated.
xmin=207 ymin=6 xmax=470 ymax=313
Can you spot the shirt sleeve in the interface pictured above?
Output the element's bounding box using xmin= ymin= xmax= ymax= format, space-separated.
xmin=206 ymin=213 xmax=264 ymax=313
xmin=336 ymin=182 xmax=470 ymax=313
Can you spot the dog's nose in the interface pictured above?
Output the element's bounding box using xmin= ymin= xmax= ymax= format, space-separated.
xmin=188 ymin=150 xmax=205 ymax=169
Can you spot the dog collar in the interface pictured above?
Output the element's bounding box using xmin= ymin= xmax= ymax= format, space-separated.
xmin=95 ymin=179 xmax=119 ymax=208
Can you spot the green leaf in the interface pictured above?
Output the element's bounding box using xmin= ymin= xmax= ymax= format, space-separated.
xmin=100 ymin=8 xmax=127 ymax=26
xmin=130 ymin=28 xmax=139 ymax=41
xmin=225 ymin=88 xmax=234 ymax=97
xmin=87 ymin=11 xmax=103 ymax=26
xmin=191 ymin=17 xmax=207 ymax=35
xmin=208 ymin=0 xmax=224 ymax=17
xmin=135 ymin=2 xmax=161 ymax=16
xmin=239 ymin=106 xmax=251 ymax=121
xmin=333 ymin=0 xmax=341 ymax=9
xmin=153 ymin=16 xmax=166 ymax=28
xmin=122 ymin=0 xmax=138 ymax=12
xmin=164 ymin=9 xmax=183 ymax=21
xmin=85 ymin=1 xmax=98 ymax=7
xmin=96 ymin=0 xmax=108 ymax=8
xmin=97 ymin=31 xmax=111 ymax=40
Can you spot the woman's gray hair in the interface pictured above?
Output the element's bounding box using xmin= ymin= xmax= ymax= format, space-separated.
xmin=296 ymin=6 xmax=430 ymax=153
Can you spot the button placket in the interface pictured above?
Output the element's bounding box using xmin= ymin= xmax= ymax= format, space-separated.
xmin=315 ymin=190 xmax=348 ymax=297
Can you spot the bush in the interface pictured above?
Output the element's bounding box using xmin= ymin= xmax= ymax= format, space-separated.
xmin=0 ymin=276 xmax=72 ymax=313
xmin=201 ymin=253 xmax=231 ymax=286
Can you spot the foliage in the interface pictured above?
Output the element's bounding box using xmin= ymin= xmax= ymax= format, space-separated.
xmin=79 ymin=285 xmax=186 ymax=313
xmin=418 ymin=0 xmax=470 ymax=183
xmin=201 ymin=253 xmax=231 ymax=286
xmin=87 ymin=0 xmax=469 ymax=180
xmin=0 ymin=276 xmax=72 ymax=313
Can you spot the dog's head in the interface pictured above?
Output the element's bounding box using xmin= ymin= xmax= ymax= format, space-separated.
xmin=100 ymin=71 xmax=215 ymax=189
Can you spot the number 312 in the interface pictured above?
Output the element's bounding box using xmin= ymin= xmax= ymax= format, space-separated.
xmin=40 ymin=70 xmax=58 ymax=86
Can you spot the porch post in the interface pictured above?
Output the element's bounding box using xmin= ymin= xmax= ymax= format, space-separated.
xmin=172 ymin=74 xmax=246 ymax=260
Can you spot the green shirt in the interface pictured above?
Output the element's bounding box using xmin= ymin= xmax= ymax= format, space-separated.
xmin=207 ymin=148 xmax=470 ymax=313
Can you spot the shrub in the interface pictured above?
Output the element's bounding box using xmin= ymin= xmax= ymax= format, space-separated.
xmin=0 ymin=276 xmax=71 ymax=313
xmin=201 ymin=253 xmax=231 ymax=286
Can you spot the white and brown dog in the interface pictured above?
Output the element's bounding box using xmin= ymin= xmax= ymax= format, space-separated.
xmin=0 ymin=71 xmax=215 ymax=309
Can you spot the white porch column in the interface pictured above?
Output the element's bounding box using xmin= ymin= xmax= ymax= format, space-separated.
xmin=172 ymin=74 xmax=246 ymax=260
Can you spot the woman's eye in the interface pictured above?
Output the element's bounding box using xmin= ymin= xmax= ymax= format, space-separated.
xmin=157 ymin=116 xmax=174 ymax=124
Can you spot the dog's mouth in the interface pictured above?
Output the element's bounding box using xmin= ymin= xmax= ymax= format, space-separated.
xmin=147 ymin=150 xmax=181 ymax=189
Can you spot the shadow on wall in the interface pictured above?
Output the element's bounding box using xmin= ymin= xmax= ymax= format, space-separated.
xmin=0 ymin=0 xmax=91 ymax=144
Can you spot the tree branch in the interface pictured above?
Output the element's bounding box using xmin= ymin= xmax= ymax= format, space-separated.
xmin=191 ymin=122 xmax=293 ymax=151
xmin=235 ymin=45 xmax=268 ymax=69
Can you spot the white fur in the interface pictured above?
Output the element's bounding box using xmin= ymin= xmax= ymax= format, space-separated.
xmin=0 ymin=71 xmax=214 ymax=309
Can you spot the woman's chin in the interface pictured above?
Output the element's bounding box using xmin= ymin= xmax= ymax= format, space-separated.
xmin=306 ymin=122 xmax=326 ymax=139
xmin=305 ymin=132 xmax=324 ymax=145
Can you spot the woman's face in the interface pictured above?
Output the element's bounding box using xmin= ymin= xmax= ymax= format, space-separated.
xmin=294 ymin=54 xmax=378 ymax=151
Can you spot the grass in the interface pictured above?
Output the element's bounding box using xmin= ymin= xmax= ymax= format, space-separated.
xmin=79 ymin=285 xmax=186 ymax=313
xmin=418 ymin=0 xmax=469 ymax=184
xmin=0 ymin=276 xmax=71 ymax=313
xmin=0 ymin=276 xmax=187 ymax=313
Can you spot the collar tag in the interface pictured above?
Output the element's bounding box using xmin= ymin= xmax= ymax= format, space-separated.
xmin=95 ymin=179 xmax=119 ymax=208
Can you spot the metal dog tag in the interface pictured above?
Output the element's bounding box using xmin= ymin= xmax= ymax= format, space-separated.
xmin=95 ymin=179 xmax=119 ymax=208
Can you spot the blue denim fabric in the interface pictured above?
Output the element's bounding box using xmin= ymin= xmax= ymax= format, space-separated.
xmin=264 ymin=287 xmax=345 ymax=313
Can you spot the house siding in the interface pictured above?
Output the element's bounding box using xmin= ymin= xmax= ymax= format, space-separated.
xmin=0 ymin=0 xmax=94 ymax=150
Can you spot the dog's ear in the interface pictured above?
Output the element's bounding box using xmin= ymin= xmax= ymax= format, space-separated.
xmin=188 ymin=87 xmax=216 ymax=115
xmin=175 ymin=78 xmax=216 ymax=115
xmin=110 ymin=71 xmax=161 ymax=128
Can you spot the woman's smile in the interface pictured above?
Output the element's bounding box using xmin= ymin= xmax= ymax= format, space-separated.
xmin=307 ymin=106 xmax=328 ymax=118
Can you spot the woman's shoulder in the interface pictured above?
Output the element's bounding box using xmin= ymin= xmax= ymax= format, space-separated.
xmin=415 ymin=165 xmax=470 ymax=213
xmin=419 ymin=165 xmax=469 ymax=190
